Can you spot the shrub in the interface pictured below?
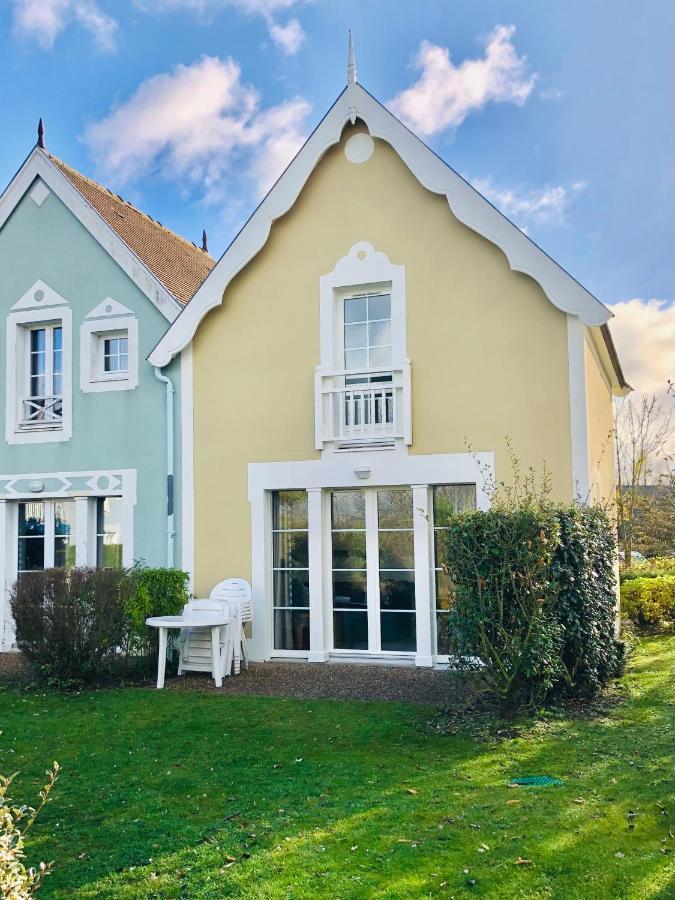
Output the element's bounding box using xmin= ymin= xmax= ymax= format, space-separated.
xmin=1 ymin=761 xmax=60 ymax=898
xmin=440 ymin=504 xmax=624 ymax=711
xmin=125 ymin=566 xmax=190 ymax=667
xmin=10 ymin=566 xmax=190 ymax=685
xmin=10 ymin=568 xmax=132 ymax=686
xmin=621 ymin=576 xmax=675 ymax=629
xmin=441 ymin=506 xmax=566 ymax=710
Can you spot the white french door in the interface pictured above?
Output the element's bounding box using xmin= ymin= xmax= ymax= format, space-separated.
xmin=330 ymin=487 xmax=416 ymax=654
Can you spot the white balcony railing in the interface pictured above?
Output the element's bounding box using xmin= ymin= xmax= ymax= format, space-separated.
xmin=315 ymin=363 xmax=411 ymax=448
xmin=21 ymin=395 xmax=63 ymax=426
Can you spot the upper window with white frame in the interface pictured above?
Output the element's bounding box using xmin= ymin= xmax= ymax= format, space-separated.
xmin=80 ymin=300 xmax=138 ymax=393
xmin=316 ymin=242 xmax=411 ymax=448
xmin=343 ymin=292 xmax=392 ymax=384
xmin=5 ymin=281 xmax=73 ymax=444
xmin=100 ymin=331 xmax=129 ymax=378
xmin=24 ymin=322 xmax=63 ymax=426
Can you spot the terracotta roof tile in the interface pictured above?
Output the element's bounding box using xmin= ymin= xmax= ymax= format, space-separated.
xmin=48 ymin=154 xmax=214 ymax=304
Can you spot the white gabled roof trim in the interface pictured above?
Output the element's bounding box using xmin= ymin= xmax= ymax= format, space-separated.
xmin=0 ymin=149 xmax=182 ymax=322
xmin=149 ymin=83 xmax=612 ymax=366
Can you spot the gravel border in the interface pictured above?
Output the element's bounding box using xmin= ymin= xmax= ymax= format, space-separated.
xmin=0 ymin=652 xmax=458 ymax=704
xmin=163 ymin=660 xmax=457 ymax=704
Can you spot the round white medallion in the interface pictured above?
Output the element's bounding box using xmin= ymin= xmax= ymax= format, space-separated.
xmin=345 ymin=133 xmax=374 ymax=164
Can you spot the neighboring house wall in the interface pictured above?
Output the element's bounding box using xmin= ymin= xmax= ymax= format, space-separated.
xmin=585 ymin=333 xmax=615 ymax=503
xmin=0 ymin=181 xmax=181 ymax=646
xmin=191 ymin=125 xmax=574 ymax=598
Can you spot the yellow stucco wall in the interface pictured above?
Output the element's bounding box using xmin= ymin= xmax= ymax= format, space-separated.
xmin=192 ymin=126 xmax=574 ymax=593
xmin=585 ymin=335 xmax=615 ymax=503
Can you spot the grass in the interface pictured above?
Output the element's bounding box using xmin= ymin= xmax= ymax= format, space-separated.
xmin=1 ymin=636 xmax=673 ymax=899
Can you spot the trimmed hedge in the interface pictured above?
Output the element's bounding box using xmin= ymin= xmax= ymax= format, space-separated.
xmin=620 ymin=557 xmax=675 ymax=582
xmin=440 ymin=504 xmax=624 ymax=710
xmin=552 ymin=506 xmax=624 ymax=695
xmin=621 ymin=576 xmax=675 ymax=628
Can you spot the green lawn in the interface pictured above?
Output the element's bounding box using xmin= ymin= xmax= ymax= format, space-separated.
xmin=1 ymin=637 xmax=673 ymax=899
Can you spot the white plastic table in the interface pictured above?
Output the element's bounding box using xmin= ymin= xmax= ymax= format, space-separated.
xmin=146 ymin=613 xmax=231 ymax=689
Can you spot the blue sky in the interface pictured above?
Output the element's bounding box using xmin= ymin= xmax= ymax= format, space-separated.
xmin=1 ymin=1 xmax=673 ymax=395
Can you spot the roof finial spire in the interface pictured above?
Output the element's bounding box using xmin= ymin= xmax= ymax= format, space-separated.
xmin=37 ymin=118 xmax=45 ymax=149
xmin=347 ymin=29 xmax=357 ymax=84
xmin=201 ymin=229 xmax=208 ymax=253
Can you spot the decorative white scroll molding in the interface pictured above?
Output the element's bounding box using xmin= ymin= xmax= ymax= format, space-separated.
xmin=149 ymin=82 xmax=612 ymax=368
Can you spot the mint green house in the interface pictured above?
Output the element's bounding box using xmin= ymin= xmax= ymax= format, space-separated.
xmin=0 ymin=133 xmax=213 ymax=648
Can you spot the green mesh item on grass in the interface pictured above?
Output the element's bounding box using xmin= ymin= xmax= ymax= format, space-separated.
xmin=509 ymin=776 xmax=565 ymax=786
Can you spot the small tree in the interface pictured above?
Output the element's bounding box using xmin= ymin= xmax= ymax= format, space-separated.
xmin=615 ymin=393 xmax=674 ymax=563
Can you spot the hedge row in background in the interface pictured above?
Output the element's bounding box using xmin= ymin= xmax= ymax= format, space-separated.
xmin=620 ymin=556 xmax=675 ymax=581
xmin=621 ymin=576 xmax=675 ymax=629
xmin=439 ymin=504 xmax=624 ymax=711
xmin=10 ymin=565 xmax=189 ymax=687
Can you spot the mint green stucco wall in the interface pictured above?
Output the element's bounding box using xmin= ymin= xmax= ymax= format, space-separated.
xmin=0 ymin=180 xmax=182 ymax=568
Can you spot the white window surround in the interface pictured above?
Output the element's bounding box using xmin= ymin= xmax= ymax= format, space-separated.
xmin=80 ymin=299 xmax=139 ymax=393
xmin=247 ymin=450 xmax=493 ymax=666
xmin=0 ymin=468 xmax=137 ymax=650
xmin=5 ymin=281 xmax=72 ymax=445
xmin=315 ymin=241 xmax=411 ymax=449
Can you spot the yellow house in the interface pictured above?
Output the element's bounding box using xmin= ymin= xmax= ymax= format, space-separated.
xmin=150 ymin=64 xmax=629 ymax=667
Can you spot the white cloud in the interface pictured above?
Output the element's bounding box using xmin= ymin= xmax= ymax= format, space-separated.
xmin=135 ymin=0 xmax=307 ymax=54
xmin=267 ymin=17 xmax=305 ymax=55
xmin=12 ymin=0 xmax=117 ymax=50
xmin=471 ymin=177 xmax=586 ymax=225
xmin=388 ymin=25 xmax=536 ymax=136
xmin=608 ymin=299 xmax=675 ymax=395
xmin=83 ymin=56 xmax=311 ymax=201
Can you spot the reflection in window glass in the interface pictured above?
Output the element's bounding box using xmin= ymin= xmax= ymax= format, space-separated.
xmin=377 ymin=489 xmax=416 ymax=651
xmin=273 ymin=491 xmax=309 ymax=650
xmin=332 ymin=490 xmax=368 ymax=649
xmin=96 ymin=497 xmax=123 ymax=568
xmin=103 ymin=335 xmax=128 ymax=373
xmin=343 ymin=293 xmax=392 ymax=379
xmin=54 ymin=500 xmax=76 ymax=569
xmin=18 ymin=502 xmax=45 ymax=575
xmin=432 ymin=485 xmax=477 ymax=654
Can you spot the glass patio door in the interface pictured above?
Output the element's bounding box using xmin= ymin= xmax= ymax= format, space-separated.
xmin=17 ymin=500 xmax=76 ymax=577
xmin=330 ymin=487 xmax=416 ymax=653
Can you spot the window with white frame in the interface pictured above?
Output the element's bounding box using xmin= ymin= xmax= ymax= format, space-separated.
xmin=23 ymin=323 xmax=63 ymax=426
xmin=80 ymin=302 xmax=138 ymax=393
xmin=316 ymin=242 xmax=410 ymax=448
xmin=432 ymin=484 xmax=477 ymax=654
xmin=343 ymin=292 xmax=392 ymax=382
xmin=100 ymin=332 xmax=129 ymax=377
xmin=5 ymin=282 xmax=72 ymax=444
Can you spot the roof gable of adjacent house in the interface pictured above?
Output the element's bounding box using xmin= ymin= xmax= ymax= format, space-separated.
xmin=148 ymin=79 xmax=628 ymax=392
xmin=0 ymin=144 xmax=214 ymax=320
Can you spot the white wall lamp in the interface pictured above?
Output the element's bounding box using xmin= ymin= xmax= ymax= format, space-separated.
xmin=354 ymin=465 xmax=372 ymax=480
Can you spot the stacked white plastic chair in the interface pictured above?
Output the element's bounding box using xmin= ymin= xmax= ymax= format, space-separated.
xmin=209 ymin=578 xmax=252 ymax=675
xmin=177 ymin=598 xmax=231 ymax=680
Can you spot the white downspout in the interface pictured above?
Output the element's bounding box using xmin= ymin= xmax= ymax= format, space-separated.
xmin=154 ymin=367 xmax=175 ymax=568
